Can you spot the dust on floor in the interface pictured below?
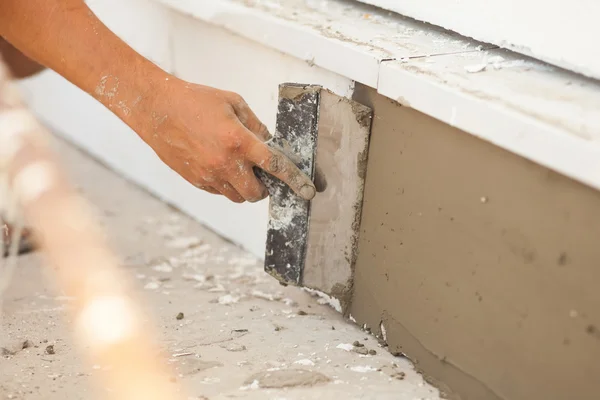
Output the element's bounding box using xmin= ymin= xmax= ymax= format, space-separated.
xmin=0 ymin=138 xmax=440 ymax=400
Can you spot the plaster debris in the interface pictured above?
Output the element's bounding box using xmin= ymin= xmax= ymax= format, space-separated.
xmin=336 ymin=343 xmax=354 ymax=352
xmin=350 ymin=365 xmax=377 ymax=373
xmin=166 ymin=236 xmax=202 ymax=249
xmin=152 ymin=263 xmax=173 ymax=273
xmin=304 ymin=288 xmax=343 ymax=313
xmin=240 ymin=380 xmax=260 ymax=391
xmin=157 ymin=224 xmax=183 ymax=238
xmin=282 ymin=298 xmax=297 ymax=306
xmin=144 ymin=281 xmax=160 ymax=290
xmin=251 ymin=290 xmax=282 ymax=301
xmin=465 ymin=55 xmax=552 ymax=74
xmin=243 ymin=369 xmax=330 ymax=389
xmin=294 ymin=359 xmax=315 ymax=366
xmin=217 ymin=294 xmax=240 ymax=305
xmin=221 ymin=343 xmax=247 ymax=352
xmin=172 ymin=352 xmax=193 ymax=358
xmin=182 ymin=273 xmax=208 ymax=283
xmin=380 ymin=322 xmax=388 ymax=342
xmin=208 ymin=284 xmax=226 ymax=293
xmin=464 ymin=63 xmax=487 ymax=73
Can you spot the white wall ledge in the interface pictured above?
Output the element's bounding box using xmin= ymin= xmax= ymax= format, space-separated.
xmin=357 ymin=0 xmax=600 ymax=81
xmin=155 ymin=0 xmax=600 ymax=193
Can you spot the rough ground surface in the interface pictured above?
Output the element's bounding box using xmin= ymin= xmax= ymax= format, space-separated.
xmin=0 ymin=138 xmax=441 ymax=400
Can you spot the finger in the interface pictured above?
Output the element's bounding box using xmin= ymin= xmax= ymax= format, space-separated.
xmin=228 ymin=165 xmax=268 ymax=203
xmin=217 ymin=181 xmax=245 ymax=203
xmin=246 ymin=141 xmax=316 ymax=200
xmin=195 ymin=184 xmax=221 ymax=195
xmin=229 ymin=94 xmax=271 ymax=141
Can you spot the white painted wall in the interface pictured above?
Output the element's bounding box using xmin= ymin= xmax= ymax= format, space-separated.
xmin=357 ymin=0 xmax=600 ymax=80
xmin=19 ymin=2 xmax=353 ymax=257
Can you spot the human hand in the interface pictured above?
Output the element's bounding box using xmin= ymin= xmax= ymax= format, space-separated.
xmin=138 ymin=78 xmax=316 ymax=203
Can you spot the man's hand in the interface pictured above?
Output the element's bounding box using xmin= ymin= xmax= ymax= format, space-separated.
xmin=0 ymin=0 xmax=316 ymax=204
xmin=139 ymin=79 xmax=316 ymax=203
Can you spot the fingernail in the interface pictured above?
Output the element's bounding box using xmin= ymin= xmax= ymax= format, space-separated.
xmin=300 ymin=184 xmax=316 ymax=200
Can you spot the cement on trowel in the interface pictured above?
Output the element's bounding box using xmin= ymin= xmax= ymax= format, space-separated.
xmin=262 ymin=85 xmax=372 ymax=313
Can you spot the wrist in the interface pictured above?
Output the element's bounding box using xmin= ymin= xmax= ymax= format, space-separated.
xmin=127 ymin=67 xmax=187 ymax=146
xmin=97 ymin=61 xmax=170 ymax=136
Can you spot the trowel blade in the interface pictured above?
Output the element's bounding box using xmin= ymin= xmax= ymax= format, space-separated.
xmin=255 ymin=83 xmax=321 ymax=286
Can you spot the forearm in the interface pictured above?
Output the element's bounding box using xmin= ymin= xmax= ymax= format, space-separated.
xmin=0 ymin=0 xmax=166 ymax=135
xmin=0 ymin=38 xmax=46 ymax=79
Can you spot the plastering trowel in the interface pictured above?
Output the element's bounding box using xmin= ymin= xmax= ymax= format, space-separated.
xmin=255 ymin=83 xmax=373 ymax=313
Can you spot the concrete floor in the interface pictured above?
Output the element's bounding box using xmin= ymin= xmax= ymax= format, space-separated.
xmin=0 ymin=138 xmax=440 ymax=400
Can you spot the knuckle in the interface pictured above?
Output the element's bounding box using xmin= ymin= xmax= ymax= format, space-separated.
xmin=206 ymin=155 xmax=227 ymax=171
xmin=224 ymin=136 xmax=243 ymax=152
xmin=268 ymin=153 xmax=284 ymax=174
xmin=228 ymin=92 xmax=246 ymax=107
xmin=288 ymin=169 xmax=304 ymax=189
xmin=256 ymin=123 xmax=271 ymax=140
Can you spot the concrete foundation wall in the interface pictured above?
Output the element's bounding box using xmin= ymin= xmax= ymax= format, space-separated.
xmin=350 ymin=85 xmax=600 ymax=400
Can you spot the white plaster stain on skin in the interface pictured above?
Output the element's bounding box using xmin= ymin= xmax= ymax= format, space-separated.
xmin=131 ymin=96 xmax=143 ymax=107
xmin=116 ymin=101 xmax=131 ymax=116
xmin=152 ymin=113 xmax=168 ymax=128
xmin=95 ymin=75 xmax=120 ymax=99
